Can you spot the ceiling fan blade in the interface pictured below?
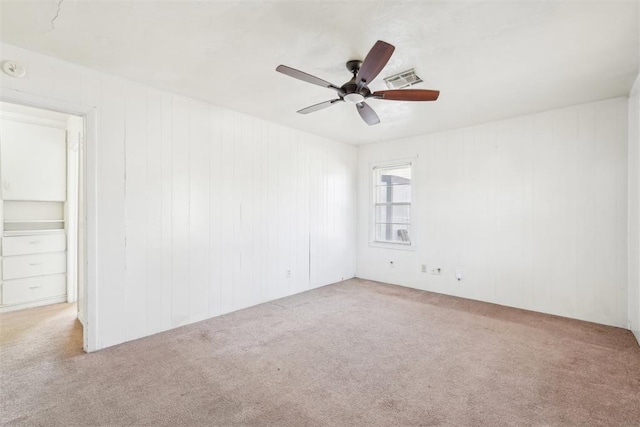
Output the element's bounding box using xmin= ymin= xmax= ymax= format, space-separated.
xmin=276 ymin=65 xmax=340 ymax=91
xmin=356 ymin=40 xmax=395 ymax=88
xmin=372 ymin=89 xmax=440 ymax=101
xmin=356 ymin=102 xmax=380 ymax=126
xmin=297 ymin=99 xmax=343 ymax=114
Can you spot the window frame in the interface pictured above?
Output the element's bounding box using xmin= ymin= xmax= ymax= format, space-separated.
xmin=369 ymin=158 xmax=416 ymax=251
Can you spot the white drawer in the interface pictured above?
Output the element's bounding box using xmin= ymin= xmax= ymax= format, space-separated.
xmin=2 ymin=274 xmax=66 ymax=305
xmin=2 ymin=252 xmax=66 ymax=280
xmin=2 ymin=234 xmax=66 ymax=256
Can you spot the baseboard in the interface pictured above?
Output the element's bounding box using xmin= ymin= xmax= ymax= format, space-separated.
xmin=355 ymin=275 xmax=627 ymax=329
xmin=0 ymin=295 xmax=68 ymax=313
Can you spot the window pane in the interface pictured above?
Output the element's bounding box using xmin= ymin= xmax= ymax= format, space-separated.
xmin=375 ymin=224 xmax=411 ymax=243
xmin=375 ymin=183 xmax=411 ymax=203
xmin=374 ymin=165 xmax=411 ymax=186
xmin=375 ymin=205 xmax=410 ymax=224
xmin=372 ymin=162 xmax=412 ymax=245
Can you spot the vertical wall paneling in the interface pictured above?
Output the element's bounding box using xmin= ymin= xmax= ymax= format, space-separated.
xmin=170 ymin=98 xmax=191 ymax=327
xmin=124 ymin=84 xmax=149 ymax=341
xmin=188 ymin=101 xmax=210 ymax=322
xmin=356 ymin=98 xmax=629 ymax=327
xmin=614 ymin=100 xmax=629 ymax=325
xmin=297 ymin=135 xmax=310 ymax=290
xmin=0 ymin=42 xmax=356 ymax=351
xmin=257 ymin=120 xmax=269 ymax=302
xmin=160 ymin=94 xmax=174 ymax=331
xmin=266 ymin=123 xmax=279 ymax=301
xmin=208 ymin=106 xmax=223 ymax=318
xmin=231 ymin=112 xmax=242 ymax=309
xmin=96 ymin=76 xmax=127 ymax=348
xmin=80 ymin=70 xmax=100 ymax=108
xmin=218 ymin=108 xmax=234 ymax=315
xmin=237 ymin=114 xmax=252 ymax=309
xmin=146 ymin=90 xmax=163 ymax=333
xmin=279 ymin=127 xmax=293 ymax=298
xmin=575 ymin=104 xmax=600 ymax=319
xmin=308 ymin=140 xmax=321 ymax=288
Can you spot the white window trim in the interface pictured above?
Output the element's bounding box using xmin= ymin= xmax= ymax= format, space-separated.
xmin=369 ymin=157 xmax=416 ymax=251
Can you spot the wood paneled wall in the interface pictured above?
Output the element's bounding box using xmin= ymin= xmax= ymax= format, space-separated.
xmin=357 ymin=98 xmax=629 ymax=327
xmin=0 ymin=43 xmax=356 ymax=350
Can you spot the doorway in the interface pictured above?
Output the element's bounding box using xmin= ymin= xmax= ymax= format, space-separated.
xmin=0 ymin=101 xmax=86 ymax=350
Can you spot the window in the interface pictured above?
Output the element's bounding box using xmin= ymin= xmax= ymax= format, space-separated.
xmin=373 ymin=162 xmax=412 ymax=245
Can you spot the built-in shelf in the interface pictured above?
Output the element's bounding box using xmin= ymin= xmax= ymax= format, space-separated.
xmin=1 ymin=110 xmax=71 ymax=314
xmin=3 ymin=218 xmax=65 ymax=234
xmin=4 ymin=229 xmax=66 ymax=237
xmin=4 ymin=219 xmax=64 ymax=223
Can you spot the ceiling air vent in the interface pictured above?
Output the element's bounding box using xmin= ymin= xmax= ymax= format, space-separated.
xmin=384 ymin=69 xmax=423 ymax=89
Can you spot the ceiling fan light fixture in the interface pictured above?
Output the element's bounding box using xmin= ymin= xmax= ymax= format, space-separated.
xmin=344 ymin=93 xmax=365 ymax=104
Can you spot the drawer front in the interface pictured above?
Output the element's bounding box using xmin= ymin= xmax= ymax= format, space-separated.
xmin=2 ymin=274 xmax=66 ymax=305
xmin=2 ymin=234 xmax=66 ymax=256
xmin=2 ymin=252 xmax=66 ymax=280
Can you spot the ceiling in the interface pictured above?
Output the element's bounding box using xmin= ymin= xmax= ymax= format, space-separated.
xmin=0 ymin=1 xmax=638 ymax=145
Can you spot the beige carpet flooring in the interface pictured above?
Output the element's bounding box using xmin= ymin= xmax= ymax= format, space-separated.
xmin=1 ymin=278 xmax=640 ymax=426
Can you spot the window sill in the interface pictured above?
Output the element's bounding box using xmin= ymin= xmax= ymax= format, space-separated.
xmin=368 ymin=241 xmax=415 ymax=251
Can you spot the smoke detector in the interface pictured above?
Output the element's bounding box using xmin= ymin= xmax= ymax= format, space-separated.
xmin=384 ymin=69 xmax=422 ymax=89
xmin=2 ymin=61 xmax=27 ymax=78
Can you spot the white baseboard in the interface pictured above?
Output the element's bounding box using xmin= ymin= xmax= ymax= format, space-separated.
xmin=0 ymin=295 xmax=68 ymax=313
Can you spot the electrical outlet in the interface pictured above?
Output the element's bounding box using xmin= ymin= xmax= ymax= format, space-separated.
xmin=421 ymin=264 xmax=427 ymax=273
xmin=286 ymin=269 xmax=291 ymax=278
xmin=389 ymin=261 xmax=395 ymax=268
xmin=431 ymin=268 xmax=442 ymax=276
xmin=456 ymin=269 xmax=463 ymax=281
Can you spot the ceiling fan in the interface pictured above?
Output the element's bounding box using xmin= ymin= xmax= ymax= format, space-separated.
xmin=276 ymin=40 xmax=440 ymax=126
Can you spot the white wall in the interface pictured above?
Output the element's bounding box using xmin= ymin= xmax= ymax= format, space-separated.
xmin=629 ymin=75 xmax=640 ymax=343
xmin=0 ymin=43 xmax=356 ymax=350
xmin=357 ymin=98 xmax=629 ymax=327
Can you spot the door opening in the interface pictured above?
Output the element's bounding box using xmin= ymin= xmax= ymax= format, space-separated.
xmin=0 ymin=101 xmax=86 ymax=351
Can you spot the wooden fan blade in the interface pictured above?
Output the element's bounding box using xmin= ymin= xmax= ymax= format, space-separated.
xmin=276 ymin=65 xmax=340 ymax=91
xmin=356 ymin=102 xmax=380 ymax=126
xmin=372 ymin=89 xmax=440 ymax=101
xmin=356 ymin=40 xmax=395 ymax=88
xmin=297 ymin=99 xmax=343 ymax=114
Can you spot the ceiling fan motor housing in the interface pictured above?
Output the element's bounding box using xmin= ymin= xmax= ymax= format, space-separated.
xmin=339 ymin=60 xmax=372 ymax=102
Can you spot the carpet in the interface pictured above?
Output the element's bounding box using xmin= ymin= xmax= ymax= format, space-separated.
xmin=1 ymin=278 xmax=639 ymax=426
